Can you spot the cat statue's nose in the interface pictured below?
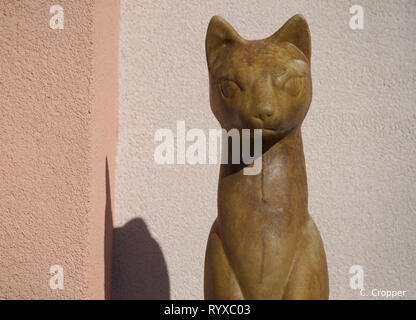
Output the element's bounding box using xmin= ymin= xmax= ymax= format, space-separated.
xmin=254 ymin=105 xmax=274 ymax=121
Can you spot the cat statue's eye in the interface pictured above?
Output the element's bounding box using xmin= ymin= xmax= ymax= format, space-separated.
xmin=220 ymin=80 xmax=240 ymax=98
xmin=275 ymin=66 xmax=287 ymax=77
xmin=284 ymin=77 xmax=304 ymax=97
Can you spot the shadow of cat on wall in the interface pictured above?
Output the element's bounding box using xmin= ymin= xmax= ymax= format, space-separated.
xmin=104 ymin=158 xmax=170 ymax=299
xmin=111 ymin=217 xmax=170 ymax=300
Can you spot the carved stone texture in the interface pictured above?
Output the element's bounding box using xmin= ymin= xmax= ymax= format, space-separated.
xmin=204 ymin=15 xmax=329 ymax=300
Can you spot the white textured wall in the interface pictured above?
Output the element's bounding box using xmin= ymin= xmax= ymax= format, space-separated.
xmin=114 ymin=0 xmax=416 ymax=299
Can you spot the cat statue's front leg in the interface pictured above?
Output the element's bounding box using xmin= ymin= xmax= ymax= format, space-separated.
xmin=204 ymin=220 xmax=245 ymax=299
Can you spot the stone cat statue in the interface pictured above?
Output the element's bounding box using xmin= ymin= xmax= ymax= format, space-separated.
xmin=204 ymin=15 xmax=329 ymax=300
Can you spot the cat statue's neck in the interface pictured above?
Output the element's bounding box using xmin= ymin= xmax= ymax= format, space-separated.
xmin=220 ymin=127 xmax=309 ymax=221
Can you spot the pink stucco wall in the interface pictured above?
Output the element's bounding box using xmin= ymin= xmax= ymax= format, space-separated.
xmin=0 ymin=1 xmax=119 ymax=299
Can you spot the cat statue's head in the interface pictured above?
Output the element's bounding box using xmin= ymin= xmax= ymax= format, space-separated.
xmin=206 ymin=15 xmax=312 ymax=143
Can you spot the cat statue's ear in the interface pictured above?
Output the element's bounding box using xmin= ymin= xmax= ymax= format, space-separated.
xmin=269 ymin=14 xmax=311 ymax=61
xmin=206 ymin=16 xmax=243 ymax=69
